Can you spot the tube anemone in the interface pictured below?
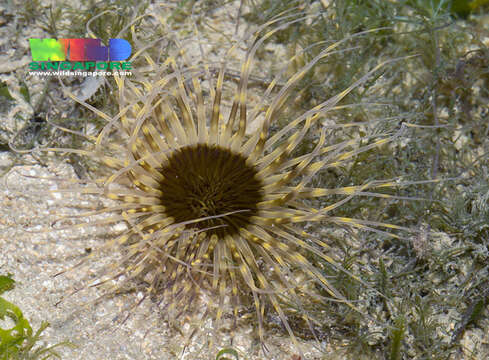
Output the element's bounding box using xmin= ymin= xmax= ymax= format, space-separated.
xmin=42 ymin=11 xmax=426 ymax=359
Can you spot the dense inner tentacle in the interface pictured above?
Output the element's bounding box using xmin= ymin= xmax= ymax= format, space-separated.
xmin=158 ymin=144 xmax=264 ymax=237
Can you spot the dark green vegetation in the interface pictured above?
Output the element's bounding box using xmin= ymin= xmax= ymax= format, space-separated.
xmin=0 ymin=275 xmax=73 ymax=359
xmin=0 ymin=0 xmax=487 ymax=359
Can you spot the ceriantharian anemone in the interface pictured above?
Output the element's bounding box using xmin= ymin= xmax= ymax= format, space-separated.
xmin=38 ymin=10 xmax=428 ymax=360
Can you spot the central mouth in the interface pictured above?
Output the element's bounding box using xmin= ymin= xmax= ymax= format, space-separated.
xmin=158 ymin=144 xmax=264 ymax=236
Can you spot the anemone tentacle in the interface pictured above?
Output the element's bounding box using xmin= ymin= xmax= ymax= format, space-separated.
xmin=31 ymin=12 xmax=433 ymax=359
